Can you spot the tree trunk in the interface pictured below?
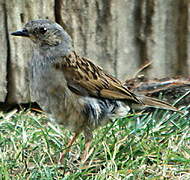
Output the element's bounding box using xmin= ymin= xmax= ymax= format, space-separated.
xmin=0 ymin=0 xmax=189 ymax=104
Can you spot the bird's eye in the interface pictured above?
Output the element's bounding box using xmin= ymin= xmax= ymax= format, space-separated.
xmin=39 ymin=27 xmax=47 ymax=34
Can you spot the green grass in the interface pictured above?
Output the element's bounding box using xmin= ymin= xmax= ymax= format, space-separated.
xmin=0 ymin=103 xmax=190 ymax=179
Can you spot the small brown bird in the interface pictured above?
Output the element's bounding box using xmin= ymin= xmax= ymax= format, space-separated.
xmin=11 ymin=20 xmax=178 ymax=162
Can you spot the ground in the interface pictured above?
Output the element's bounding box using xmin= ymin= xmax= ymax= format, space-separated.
xmin=0 ymin=100 xmax=190 ymax=179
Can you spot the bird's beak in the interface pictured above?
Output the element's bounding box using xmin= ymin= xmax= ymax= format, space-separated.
xmin=11 ymin=29 xmax=29 ymax=37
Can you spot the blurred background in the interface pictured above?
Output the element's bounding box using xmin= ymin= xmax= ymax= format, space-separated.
xmin=0 ymin=0 xmax=190 ymax=104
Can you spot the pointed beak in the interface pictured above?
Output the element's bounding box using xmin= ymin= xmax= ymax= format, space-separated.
xmin=11 ymin=29 xmax=29 ymax=37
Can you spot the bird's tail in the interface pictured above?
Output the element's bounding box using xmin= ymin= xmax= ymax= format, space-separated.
xmin=133 ymin=94 xmax=179 ymax=112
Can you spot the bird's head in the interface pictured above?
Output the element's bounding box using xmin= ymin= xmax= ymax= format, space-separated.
xmin=11 ymin=19 xmax=72 ymax=47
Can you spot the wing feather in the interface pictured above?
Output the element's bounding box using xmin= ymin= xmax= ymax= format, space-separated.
xmin=53 ymin=51 xmax=142 ymax=104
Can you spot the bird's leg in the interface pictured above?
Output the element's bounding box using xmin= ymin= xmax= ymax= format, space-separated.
xmin=81 ymin=129 xmax=93 ymax=163
xmin=59 ymin=132 xmax=80 ymax=163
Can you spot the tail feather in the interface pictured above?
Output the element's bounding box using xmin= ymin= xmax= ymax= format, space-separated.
xmin=134 ymin=95 xmax=179 ymax=112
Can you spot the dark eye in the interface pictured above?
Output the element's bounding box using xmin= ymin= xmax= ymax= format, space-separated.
xmin=39 ymin=27 xmax=47 ymax=34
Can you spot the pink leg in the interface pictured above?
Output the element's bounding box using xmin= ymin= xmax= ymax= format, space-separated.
xmin=81 ymin=129 xmax=93 ymax=163
xmin=59 ymin=132 xmax=80 ymax=163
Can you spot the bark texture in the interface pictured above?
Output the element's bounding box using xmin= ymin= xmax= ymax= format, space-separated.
xmin=0 ymin=2 xmax=7 ymax=102
xmin=0 ymin=0 xmax=189 ymax=103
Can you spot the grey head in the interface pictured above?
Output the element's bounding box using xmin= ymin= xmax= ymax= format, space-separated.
xmin=11 ymin=19 xmax=73 ymax=53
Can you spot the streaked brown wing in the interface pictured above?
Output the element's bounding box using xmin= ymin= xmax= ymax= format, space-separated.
xmin=54 ymin=51 xmax=141 ymax=104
